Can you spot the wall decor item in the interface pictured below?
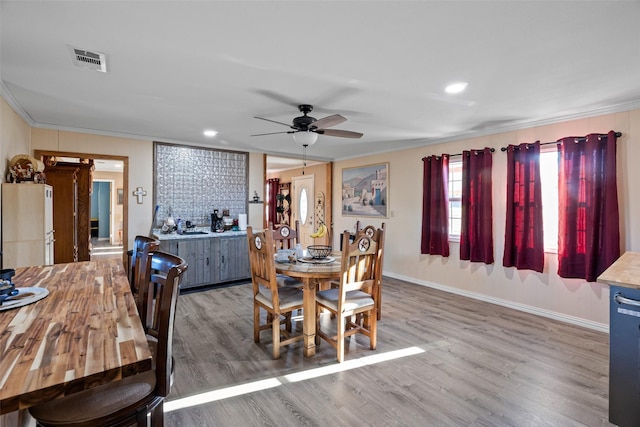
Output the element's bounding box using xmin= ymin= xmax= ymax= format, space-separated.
xmin=341 ymin=163 xmax=388 ymax=217
xmin=117 ymin=188 xmax=124 ymax=205
xmin=153 ymin=142 xmax=248 ymax=226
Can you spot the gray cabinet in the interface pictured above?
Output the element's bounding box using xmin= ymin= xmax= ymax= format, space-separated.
xmin=216 ymin=236 xmax=250 ymax=283
xmin=159 ymin=234 xmax=249 ymax=289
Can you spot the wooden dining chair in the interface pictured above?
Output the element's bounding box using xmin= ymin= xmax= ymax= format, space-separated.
xmin=271 ymin=220 xmax=300 ymax=250
xmin=29 ymin=251 xmax=188 ymax=427
xmin=247 ymin=226 xmax=304 ymax=359
xmin=130 ymin=235 xmax=160 ymax=329
xmin=333 ymin=223 xmax=385 ymax=320
xmin=129 ymin=235 xmax=160 ymax=294
xmin=316 ymin=226 xmax=385 ymax=363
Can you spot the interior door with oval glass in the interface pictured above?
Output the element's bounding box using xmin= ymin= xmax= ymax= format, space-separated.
xmin=292 ymin=174 xmax=315 ymax=248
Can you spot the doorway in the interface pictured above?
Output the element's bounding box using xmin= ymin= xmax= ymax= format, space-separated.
xmin=91 ymin=179 xmax=123 ymax=260
xmin=34 ymin=150 xmax=129 ymax=261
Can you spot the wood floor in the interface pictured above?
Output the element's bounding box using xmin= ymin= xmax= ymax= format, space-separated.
xmin=166 ymin=277 xmax=612 ymax=426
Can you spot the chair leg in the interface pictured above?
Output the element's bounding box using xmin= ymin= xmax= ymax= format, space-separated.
xmin=254 ymin=304 xmax=260 ymax=343
xmin=369 ymin=311 xmax=377 ymax=350
xmin=149 ymin=399 xmax=165 ymax=427
xmin=272 ymin=312 xmax=280 ymax=359
xmin=337 ymin=314 xmax=345 ymax=363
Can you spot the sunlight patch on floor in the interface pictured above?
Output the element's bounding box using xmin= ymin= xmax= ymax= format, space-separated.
xmin=164 ymin=340 xmax=450 ymax=413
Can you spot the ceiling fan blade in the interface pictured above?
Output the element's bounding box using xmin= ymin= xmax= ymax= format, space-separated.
xmin=254 ymin=116 xmax=293 ymax=128
xmin=253 ymin=89 xmax=300 ymax=108
xmin=318 ymin=129 xmax=363 ymax=139
xmin=311 ymin=114 xmax=346 ymax=130
xmin=251 ymin=131 xmax=293 ymax=137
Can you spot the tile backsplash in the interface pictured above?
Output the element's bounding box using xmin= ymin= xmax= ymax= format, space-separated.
xmin=154 ymin=142 xmax=248 ymax=226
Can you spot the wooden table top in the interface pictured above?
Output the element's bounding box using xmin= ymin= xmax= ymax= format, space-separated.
xmin=0 ymin=259 xmax=152 ymax=415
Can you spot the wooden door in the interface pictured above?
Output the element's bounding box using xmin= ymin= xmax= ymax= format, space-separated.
xmin=292 ymin=174 xmax=315 ymax=248
xmin=45 ymin=167 xmax=78 ymax=263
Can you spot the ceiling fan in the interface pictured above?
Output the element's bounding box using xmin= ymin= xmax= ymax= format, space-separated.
xmin=252 ymin=104 xmax=363 ymax=146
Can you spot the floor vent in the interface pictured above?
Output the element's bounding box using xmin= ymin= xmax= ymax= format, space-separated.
xmin=68 ymin=46 xmax=107 ymax=72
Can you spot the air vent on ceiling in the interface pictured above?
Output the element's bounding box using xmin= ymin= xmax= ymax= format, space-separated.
xmin=68 ymin=45 xmax=107 ymax=72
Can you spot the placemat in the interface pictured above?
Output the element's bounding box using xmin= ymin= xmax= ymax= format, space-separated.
xmin=0 ymin=287 xmax=49 ymax=311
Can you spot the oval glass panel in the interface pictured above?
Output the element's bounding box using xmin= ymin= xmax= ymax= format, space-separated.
xmin=299 ymin=188 xmax=308 ymax=225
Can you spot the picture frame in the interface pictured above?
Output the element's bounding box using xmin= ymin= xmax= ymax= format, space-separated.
xmin=117 ymin=188 xmax=124 ymax=205
xmin=341 ymin=162 xmax=389 ymax=217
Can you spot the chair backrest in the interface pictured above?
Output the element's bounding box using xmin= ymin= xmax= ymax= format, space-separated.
xmin=142 ymin=251 xmax=188 ymax=397
xmin=339 ymin=226 xmax=385 ymax=297
xmin=247 ymin=226 xmax=281 ymax=309
xmin=271 ymin=221 xmax=300 ymax=250
xmin=129 ymin=235 xmax=160 ymax=293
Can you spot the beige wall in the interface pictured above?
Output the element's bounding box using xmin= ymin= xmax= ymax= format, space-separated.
xmin=0 ymin=97 xmax=31 ymax=182
xmin=333 ymin=109 xmax=640 ymax=330
xmin=4 ymin=92 xmax=639 ymax=329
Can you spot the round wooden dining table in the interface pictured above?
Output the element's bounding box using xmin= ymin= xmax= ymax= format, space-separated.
xmin=275 ymin=252 xmax=341 ymax=357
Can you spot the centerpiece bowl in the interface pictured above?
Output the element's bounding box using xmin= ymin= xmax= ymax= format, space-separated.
xmin=307 ymin=245 xmax=332 ymax=259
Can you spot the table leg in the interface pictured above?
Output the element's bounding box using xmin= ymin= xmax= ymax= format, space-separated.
xmin=302 ymin=278 xmax=317 ymax=357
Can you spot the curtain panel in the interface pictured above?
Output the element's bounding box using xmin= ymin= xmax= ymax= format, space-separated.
xmin=460 ymin=148 xmax=494 ymax=264
xmin=266 ymin=178 xmax=279 ymax=227
xmin=503 ymin=141 xmax=544 ymax=272
xmin=421 ymin=155 xmax=450 ymax=257
xmin=557 ymin=131 xmax=620 ymax=282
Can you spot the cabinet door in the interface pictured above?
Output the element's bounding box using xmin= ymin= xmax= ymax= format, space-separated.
xmin=218 ymin=236 xmax=250 ymax=282
xmin=177 ymin=239 xmax=211 ymax=289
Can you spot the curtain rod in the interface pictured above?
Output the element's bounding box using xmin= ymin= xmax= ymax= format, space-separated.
xmin=499 ymin=131 xmax=622 ymax=152
xmin=449 ymin=148 xmax=495 ymax=158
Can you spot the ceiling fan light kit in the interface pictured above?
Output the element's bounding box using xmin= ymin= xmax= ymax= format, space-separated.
xmin=253 ymin=103 xmax=363 ymax=146
xmin=292 ymin=130 xmax=318 ymax=146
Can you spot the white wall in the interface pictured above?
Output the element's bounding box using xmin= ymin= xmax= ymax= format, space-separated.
xmin=333 ymin=109 xmax=640 ymax=330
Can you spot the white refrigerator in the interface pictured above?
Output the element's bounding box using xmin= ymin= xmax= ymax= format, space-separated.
xmin=1 ymin=183 xmax=54 ymax=268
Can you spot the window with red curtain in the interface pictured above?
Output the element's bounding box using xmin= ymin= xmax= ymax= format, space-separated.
xmin=460 ymin=148 xmax=494 ymax=264
xmin=421 ymin=155 xmax=450 ymax=257
xmin=266 ymin=178 xmax=279 ymax=227
xmin=557 ymin=131 xmax=619 ymax=282
xmin=503 ymin=141 xmax=544 ymax=272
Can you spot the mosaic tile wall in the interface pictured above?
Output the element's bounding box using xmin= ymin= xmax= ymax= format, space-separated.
xmin=154 ymin=143 xmax=248 ymax=226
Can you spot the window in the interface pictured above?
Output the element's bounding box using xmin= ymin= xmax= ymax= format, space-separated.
xmin=448 ymin=159 xmax=463 ymax=239
xmin=539 ymin=149 xmax=558 ymax=252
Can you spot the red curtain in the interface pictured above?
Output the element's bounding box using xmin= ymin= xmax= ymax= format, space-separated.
xmin=266 ymin=178 xmax=279 ymax=227
xmin=503 ymin=141 xmax=544 ymax=272
xmin=460 ymin=148 xmax=494 ymax=264
xmin=557 ymin=131 xmax=620 ymax=282
xmin=421 ymin=155 xmax=450 ymax=257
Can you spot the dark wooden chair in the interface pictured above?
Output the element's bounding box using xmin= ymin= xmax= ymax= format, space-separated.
xmin=129 ymin=235 xmax=160 ymax=294
xmin=247 ymin=226 xmax=304 ymax=359
xmin=29 ymin=251 xmax=188 ymax=427
xmin=316 ymin=227 xmax=385 ymax=362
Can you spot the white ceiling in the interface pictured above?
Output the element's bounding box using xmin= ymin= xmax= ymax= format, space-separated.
xmin=1 ymin=1 xmax=639 ymax=167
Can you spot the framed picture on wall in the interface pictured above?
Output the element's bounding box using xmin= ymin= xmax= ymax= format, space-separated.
xmin=341 ymin=162 xmax=389 ymax=217
xmin=117 ymin=188 xmax=124 ymax=205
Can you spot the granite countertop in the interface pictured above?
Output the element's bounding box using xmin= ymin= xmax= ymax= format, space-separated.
xmin=152 ymin=228 xmax=247 ymax=240
xmin=597 ymin=251 xmax=640 ymax=289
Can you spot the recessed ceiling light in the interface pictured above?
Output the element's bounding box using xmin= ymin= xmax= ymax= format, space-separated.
xmin=445 ymin=82 xmax=468 ymax=94
xmin=203 ymin=129 xmax=218 ymax=137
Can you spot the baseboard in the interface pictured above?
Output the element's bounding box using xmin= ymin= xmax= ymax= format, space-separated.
xmin=383 ymin=271 xmax=609 ymax=334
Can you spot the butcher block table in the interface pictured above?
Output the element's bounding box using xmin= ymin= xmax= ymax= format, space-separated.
xmin=0 ymin=259 xmax=152 ymax=415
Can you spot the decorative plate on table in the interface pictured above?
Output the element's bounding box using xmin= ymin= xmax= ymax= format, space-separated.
xmin=0 ymin=287 xmax=49 ymax=311
xmin=298 ymin=256 xmax=335 ymax=264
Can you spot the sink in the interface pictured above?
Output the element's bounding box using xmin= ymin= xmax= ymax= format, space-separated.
xmin=180 ymin=230 xmax=209 ymax=235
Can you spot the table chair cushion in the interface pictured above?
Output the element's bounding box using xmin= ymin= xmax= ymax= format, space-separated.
xmin=28 ymin=370 xmax=156 ymax=425
xmin=316 ymin=288 xmax=374 ymax=312
xmin=256 ymin=286 xmax=303 ymax=311
xmin=276 ymin=274 xmax=303 ymax=288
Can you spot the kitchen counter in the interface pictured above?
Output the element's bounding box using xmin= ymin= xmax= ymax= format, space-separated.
xmin=597 ymin=251 xmax=640 ymax=289
xmin=152 ymin=228 xmax=247 ymax=240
